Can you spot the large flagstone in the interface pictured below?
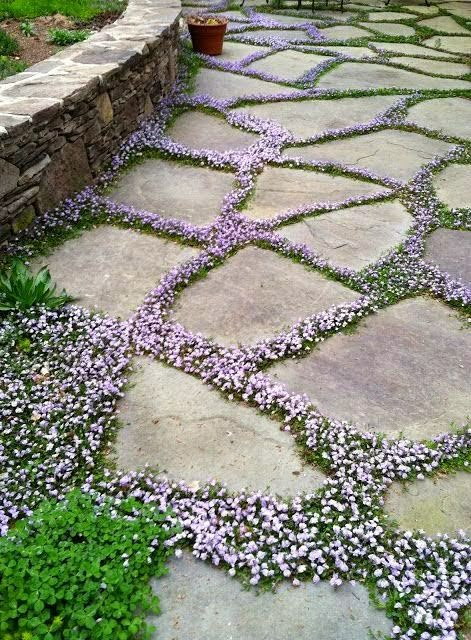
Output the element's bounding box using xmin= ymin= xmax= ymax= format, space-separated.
xmin=368 ymin=11 xmax=417 ymax=20
xmin=218 ymin=40 xmax=270 ymax=62
xmin=247 ymin=50 xmax=334 ymax=81
xmin=319 ymin=25 xmax=372 ymax=39
xmin=108 ymin=158 xmax=235 ymax=226
xmin=389 ymin=56 xmax=470 ymax=77
xmin=192 ymin=68 xmax=297 ymax=100
xmin=283 ymin=129 xmax=454 ymax=182
xmin=407 ymin=97 xmax=471 ymax=138
xmin=424 ymin=228 xmax=471 ymax=286
xmin=423 ymin=35 xmax=471 ymax=54
xmin=172 ymin=246 xmax=359 ymax=346
xmin=116 ymin=358 xmax=325 ymax=494
xmin=359 ymin=21 xmax=415 ymax=36
xmin=149 ymin=554 xmax=393 ymax=640
xmin=245 ymin=166 xmax=384 ymax=220
xmin=238 ymin=28 xmax=313 ymax=42
xmin=438 ymin=1 xmax=471 ymax=19
xmin=31 ymin=226 xmax=198 ymax=318
xmin=305 ymin=44 xmax=378 ymax=58
xmin=418 ymin=15 xmax=470 ymax=33
xmin=167 ymin=111 xmax=258 ymax=152
xmin=268 ymin=13 xmax=320 ymax=25
xmin=432 ymin=163 xmax=471 ymax=208
xmin=269 ymin=297 xmax=471 ymax=440
xmin=276 ymin=200 xmax=413 ymax=270
xmin=231 ymin=95 xmax=400 ymax=139
xmin=368 ymin=41 xmax=458 ymax=58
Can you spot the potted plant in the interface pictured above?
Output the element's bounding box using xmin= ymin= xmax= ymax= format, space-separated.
xmin=187 ymin=15 xmax=228 ymax=56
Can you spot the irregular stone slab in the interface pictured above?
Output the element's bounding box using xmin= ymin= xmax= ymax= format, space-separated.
xmin=270 ymin=297 xmax=471 ymax=440
xmin=247 ymin=50 xmax=334 ymax=81
xmin=418 ymin=15 xmax=470 ymax=33
xmin=320 ymin=25 xmax=372 ymax=39
xmin=173 ymin=246 xmax=359 ymax=346
xmin=386 ymin=473 xmax=471 ymax=535
xmin=218 ymin=40 xmax=270 ymax=62
xmin=360 ymin=21 xmax=415 ymax=36
xmin=424 ymin=229 xmax=471 ymax=286
xmin=231 ymin=95 xmax=400 ymax=139
xmin=283 ymin=130 xmax=454 ymax=182
xmin=167 ymin=111 xmax=258 ymax=152
xmin=31 ymin=226 xmax=198 ymax=318
xmin=316 ymin=62 xmax=471 ymax=90
xmin=306 ymin=44 xmax=378 ymax=58
xmin=268 ymin=13 xmax=319 ymax=25
xmin=439 ymin=1 xmax=471 ymax=19
xmin=192 ymin=68 xmax=296 ymax=100
xmin=108 ymin=158 xmax=234 ymax=226
xmin=407 ymin=97 xmax=471 ymax=138
xmin=433 ymin=164 xmax=471 ymax=209
xmin=423 ymin=35 xmax=471 ymax=54
xmin=276 ymin=200 xmax=413 ymax=270
xmin=389 ymin=56 xmax=470 ymax=77
xmin=369 ymin=41 xmax=457 ymax=58
xmin=404 ymin=4 xmax=439 ymax=14
xmin=312 ymin=9 xmax=359 ymax=21
xmin=240 ymin=28 xmax=312 ymax=42
xmin=245 ymin=166 xmax=383 ymax=220
xmin=116 ymin=358 xmax=325 ymax=494
xmin=368 ymin=11 xmax=417 ymax=20
xmin=149 ymin=554 xmax=393 ymax=640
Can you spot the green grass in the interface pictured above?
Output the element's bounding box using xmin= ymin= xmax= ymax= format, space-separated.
xmin=0 ymin=26 xmax=18 ymax=54
xmin=0 ymin=55 xmax=25 ymax=79
xmin=0 ymin=0 xmax=126 ymax=21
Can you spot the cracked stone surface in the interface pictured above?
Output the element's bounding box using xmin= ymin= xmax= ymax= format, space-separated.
xmin=116 ymin=358 xmax=325 ymax=495
xmin=232 ymin=95 xmax=400 ymax=139
xmin=424 ymin=229 xmax=471 ymax=286
xmin=432 ymin=163 xmax=471 ymax=208
xmin=109 ymin=158 xmax=235 ymax=226
xmin=247 ymin=50 xmax=334 ymax=82
xmin=149 ymin=553 xmax=393 ymax=640
xmin=368 ymin=40 xmax=458 ymax=57
xmin=192 ymin=67 xmax=295 ymax=100
xmin=316 ymin=61 xmax=471 ymax=89
xmin=244 ymin=166 xmax=384 ymax=219
xmin=390 ymin=56 xmax=470 ymax=76
xmin=283 ymin=129 xmax=453 ymax=182
xmin=31 ymin=226 xmax=198 ymax=319
xmin=385 ymin=473 xmax=471 ymax=535
xmin=423 ymin=35 xmax=471 ymax=54
xmin=319 ymin=25 xmax=372 ymax=39
xmin=276 ymin=200 xmax=413 ymax=270
xmin=359 ymin=21 xmax=416 ymax=36
xmin=269 ymin=297 xmax=471 ymax=440
xmin=167 ymin=110 xmax=258 ymax=152
xmin=407 ymin=97 xmax=471 ymax=138
xmin=418 ymin=15 xmax=470 ymax=33
xmin=218 ymin=40 xmax=270 ymax=62
xmin=172 ymin=246 xmax=359 ymax=346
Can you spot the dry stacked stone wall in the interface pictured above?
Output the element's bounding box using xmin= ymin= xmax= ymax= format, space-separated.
xmin=0 ymin=0 xmax=181 ymax=240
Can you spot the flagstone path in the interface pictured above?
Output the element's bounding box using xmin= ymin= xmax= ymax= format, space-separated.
xmin=31 ymin=0 xmax=471 ymax=636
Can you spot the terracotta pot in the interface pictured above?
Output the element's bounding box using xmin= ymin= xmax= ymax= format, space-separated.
xmin=188 ymin=20 xmax=227 ymax=55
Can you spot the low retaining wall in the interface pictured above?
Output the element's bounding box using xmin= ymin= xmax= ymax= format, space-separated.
xmin=0 ymin=0 xmax=181 ymax=240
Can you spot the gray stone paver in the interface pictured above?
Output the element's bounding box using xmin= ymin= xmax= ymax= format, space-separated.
xmin=424 ymin=228 xmax=471 ymax=286
xmin=31 ymin=226 xmax=198 ymax=318
xmin=269 ymin=297 xmax=471 ymax=440
xmin=439 ymin=1 xmax=471 ymax=19
xmin=305 ymin=44 xmax=378 ymax=58
xmin=149 ymin=553 xmax=393 ymax=640
xmin=423 ymin=35 xmax=471 ymax=54
xmin=407 ymin=97 xmax=471 ymax=138
xmin=283 ymin=129 xmax=454 ymax=182
xmin=240 ymin=28 xmax=312 ymax=42
xmin=368 ymin=11 xmax=417 ymax=20
xmin=319 ymin=25 xmax=372 ymax=39
xmin=368 ymin=41 xmax=458 ymax=57
xmin=359 ymin=21 xmax=416 ymax=36
xmin=389 ymin=56 xmax=470 ymax=77
xmin=218 ymin=40 xmax=270 ymax=62
xmin=247 ymin=50 xmax=334 ymax=82
xmin=433 ymin=164 xmax=471 ymax=208
xmin=192 ymin=68 xmax=296 ymax=100
xmin=418 ymin=15 xmax=470 ymax=33
xmin=109 ymin=158 xmax=235 ymax=226
xmin=116 ymin=358 xmax=326 ymax=494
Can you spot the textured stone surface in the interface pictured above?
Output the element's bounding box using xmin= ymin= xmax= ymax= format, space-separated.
xmin=407 ymin=97 xmax=471 ymax=138
xmin=241 ymin=28 xmax=312 ymax=42
xmin=167 ymin=110 xmax=257 ymax=152
xmin=245 ymin=166 xmax=384 ymax=220
xmin=389 ymin=56 xmax=470 ymax=77
xmin=369 ymin=41 xmax=457 ymax=57
xmin=320 ymin=25 xmax=371 ymax=39
xmin=269 ymin=297 xmax=471 ymax=440
xmin=316 ymin=61 xmax=471 ymax=89
xmin=0 ymin=159 xmax=19 ymax=199
xmin=386 ymin=473 xmax=471 ymax=535
xmin=276 ymin=200 xmax=413 ymax=270
xmin=283 ymin=129 xmax=453 ymax=182
xmin=433 ymin=164 xmax=471 ymax=209
xmin=306 ymin=44 xmax=377 ymax=58
xmin=269 ymin=13 xmax=319 ymax=25
xmin=116 ymin=358 xmax=325 ymax=494
xmin=247 ymin=50 xmax=333 ymax=81
xmin=404 ymin=4 xmax=439 ymax=14
xmin=218 ymin=40 xmax=270 ymax=62
xmin=360 ymin=21 xmax=415 ymax=36
xmin=368 ymin=11 xmax=417 ymax=20
xmin=192 ymin=68 xmax=295 ymax=100
xmin=232 ymin=95 xmax=400 ymax=139
xmin=30 ymin=226 xmax=198 ymax=318
xmin=109 ymin=158 xmax=235 ymax=226
xmin=423 ymin=35 xmax=471 ymax=54
xmin=173 ymin=246 xmax=359 ymax=346
xmin=438 ymin=1 xmax=471 ymax=19
xmin=418 ymin=15 xmax=470 ymax=33
xmin=424 ymin=229 xmax=471 ymax=286
xmin=149 ymin=554 xmax=393 ymax=640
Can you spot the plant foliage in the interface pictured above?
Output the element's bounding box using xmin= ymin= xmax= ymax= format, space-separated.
xmin=0 ymin=27 xmax=19 ymax=55
xmin=48 ymin=28 xmax=90 ymax=45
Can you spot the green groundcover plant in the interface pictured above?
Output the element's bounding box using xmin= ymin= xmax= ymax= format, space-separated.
xmin=0 ymin=490 xmax=177 ymax=640
xmin=0 ymin=27 xmax=19 ymax=55
xmin=48 ymin=28 xmax=90 ymax=45
xmin=0 ymin=0 xmax=126 ymax=21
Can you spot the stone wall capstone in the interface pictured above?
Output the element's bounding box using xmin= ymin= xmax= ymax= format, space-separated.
xmin=0 ymin=0 xmax=181 ymax=240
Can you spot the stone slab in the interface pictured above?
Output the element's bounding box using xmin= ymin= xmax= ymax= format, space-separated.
xmin=116 ymin=358 xmax=325 ymax=494
xmin=423 ymin=35 xmax=471 ymax=54
xmin=149 ymin=554 xmax=393 ymax=640
xmin=218 ymin=40 xmax=270 ymax=62
xmin=404 ymin=4 xmax=439 ymax=14
xmin=269 ymin=297 xmax=471 ymax=440
xmin=192 ymin=68 xmax=296 ymax=100
xmin=433 ymin=163 xmax=471 ymax=209
xmin=359 ymin=21 xmax=416 ymax=36
xmin=320 ymin=25 xmax=371 ymax=39
xmin=167 ymin=111 xmax=258 ymax=152
xmin=368 ymin=11 xmax=417 ymax=20
xmin=316 ymin=61 xmax=471 ymax=89
xmin=173 ymin=246 xmax=359 ymax=346
xmin=231 ymin=95 xmax=400 ymax=139
xmin=386 ymin=473 xmax=471 ymax=535
xmin=245 ymin=166 xmax=384 ymax=220
xmin=240 ymin=28 xmax=313 ymax=42
xmin=109 ymin=158 xmax=235 ymax=226
xmin=439 ymin=1 xmax=471 ymax=19
xmin=31 ymin=226 xmax=198 ymax=319
xmin=369 ymin=41 xmax=457 ymax=58
xmin=283 ymin=129 xmax=454 ymax=182
xmin=269 ymin=13 xmax=319 ymax=25
xmin=389 ymin=56 xmax=470 ymax=76
xmin=306 ymin=45 xmax=378 ymax=58
xmin=311 ymin=9 xmax=359 ymax=21
xmin=418 ymin=15 xmax=470 ymax=33
xmin=247 ymin=50 xmax=334 ymax=81
xmin=407 ymin=97 xmax=471 ymax=138
xmin=424 ymin=229 xmax=471 ymax=286
xmin=276 ymin=200 xmax=413 ymax=270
